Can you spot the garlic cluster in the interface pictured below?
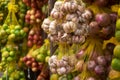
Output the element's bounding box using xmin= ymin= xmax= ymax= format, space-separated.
xmin=42 ymin=0 xmax=93 ymax=44
xmin=48 ymin=55 xmax=77 ymax=75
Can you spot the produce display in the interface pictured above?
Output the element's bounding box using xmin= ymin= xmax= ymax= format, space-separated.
xmin=109 ymin=7 xmax=120 ymax=80
xmin=0 ymin=0 xmax=9 ymax=25
xmin=0 ymin=0 xmax=120 ymax=80
xmin=1 ymin=63 xmax=26 ymax=80
xmin=23 ymin=0 xmax=48 ymax=24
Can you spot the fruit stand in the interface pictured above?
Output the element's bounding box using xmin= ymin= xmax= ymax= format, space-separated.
xmin=0 ymin=0 xmax=120 ymax=80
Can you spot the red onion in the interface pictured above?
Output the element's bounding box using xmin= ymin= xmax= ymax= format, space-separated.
xmin=26 ymin=61 xmax=32 ymax=66
xmin=31 ymin=58 xmax=35 ymax=62
xmin=33 ymin=40 xmax=37 ymax=44
xmin=95 ymin=13 xmax=111 ymax=27
xmin=33 ymin=34 xmax=39 ymax=40
xmin=32 ymin=62 xmax=38 ymax=67
xmin=30 ymin=20 xmax=35 ymax=24
xmin=25 ymin=14 xmax=30 ymax=20
xmin=89 ymin=21 xmax=100 ymax=34
xmin=27 ymin=40 xmax=33 ymax=47
xmin=31 ymin=3 xmax=37 ymax=8
xmin=28 ymin=35 xmax=33 ymax=40
xmin=35 ymin=12 xmax=41 ymax=18
xmin=94 ymin=0 xmax=109 ymax=7
xmin=76 ymin=50 xmax=85 ymax=59
xmin=27 ymin=56 xmax=32 ymax=60
xmin=94 ymin=65 xmax=105 ymax=75
xmin=109 ymin=13 xmax=118 ymax=23
xmin=22 ymin=57 xmax=28 ymax=62
xmin=97 ymin=56 xmax=107 ymax=66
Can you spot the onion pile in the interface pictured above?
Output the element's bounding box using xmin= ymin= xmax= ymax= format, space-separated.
xmin=25 ymin=9 xmax=44 ymax=24
xmin=23 ymin=0 xmax=48 ymax=24
xmin=27 ymin=26 xmax=43 ymax=47
xmin=83 ymin=0 xmax=119 ymax=7
xmin=22 ymin=0 xmax=48 ymax=8
xmin=88 ymin=13 xmax=116 ymax=40
xmin=75 ymin=43 xmax=115 ymax=80
xmin=22 ymin=56 xmax=43 ymax=72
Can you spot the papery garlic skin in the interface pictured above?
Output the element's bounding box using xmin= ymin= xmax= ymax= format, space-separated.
xmin=41 ymin=0 xmax=94 ymax=44
xmin=49 ymin=20 xmax=57 ymax=34
xmin=48 ymin=55 xmax=77 ymax=75
xmin=61 ymin=1 xmax=78 ymax=13
xmin=41 ymin=18 xmax=51 ymax=33
xmin=82 ymin=9 xmax=93 ymax=21
xmin=63 ymin=21 xmax=77 ymax=33
xmin=54 ymin=1 xmax=63 ymax=11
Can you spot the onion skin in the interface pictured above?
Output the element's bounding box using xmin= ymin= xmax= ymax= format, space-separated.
xmin=95 ymin=13 xmax=111 ymax=27
xmin=108 ymin=0 xmax=119 ymax=6
xmin=22 ymin=57 xmax=28 ymax=62
xmin=97 ymin=56 xmax=107 ymax=66
xmin=109 ymin=13 xmax=118 ymax=23
xmin=27 ymin=40 xmax=33 ymax=47
xmin=33 ymin=34 xmax=39 ymax=40
xmin=28 ymin=35 xmax=33 ymax=40
xmin=94 ymin=0 xmax=109 ymax=7
xmin=94 ymin=65 xmax=105 ymax=75
xmin=76 ymin=50 xmax=85 ymax=59
xmin=26 ymin=61 xmax=32 ymax=66
xmin=25 ymin=14 xmax=30 ymax=20
xmin=89 ymin=21 xmax=100 ymax=34
xmin=82 ymin=0 xmax=94 ymax=4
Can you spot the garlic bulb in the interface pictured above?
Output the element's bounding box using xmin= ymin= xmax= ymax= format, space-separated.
xmin=41 ymin=0 xmax=94 ymax=44
xmin=74 ymin=29 xmax=82 ymax=35
xmin=54 ymin=1 xmax=63 ymax=11
xmin=49 ymin=20 xmax=57 ymax=34
xmin=50 ymin=68 xmax=57 ymax=73
xmin=41 ymin=18 xmax=51 ymax=33
xmin=82 ymin=9 xmax=93 ymax=20
xmin=48 ymin=55 xmax=76 ymax=75
xmin=77 ymin=5 xmax=85 ymax=14
xmin=66 ymin=13 xmax=79 ymax=23
xmin=50 ymin=9 xmax=59 ymax=19
xmin=63 ymin=21 xmax=77 ymax=33
xmin=57 ymin=67 xmax=66 ymax=75
xmin=61 ymin=1 xmax=78 ymax=13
